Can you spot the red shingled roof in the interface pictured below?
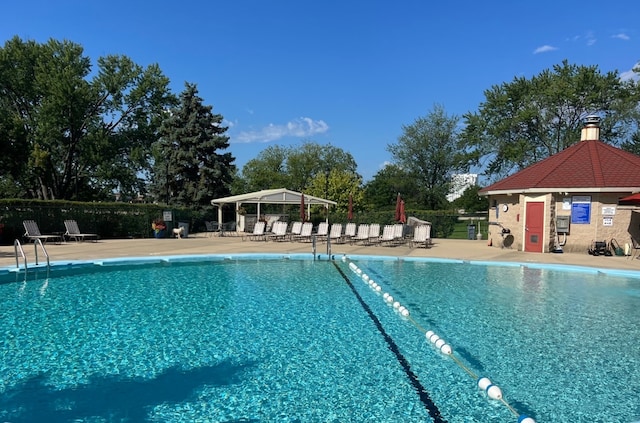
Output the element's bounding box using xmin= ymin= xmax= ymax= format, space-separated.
xmin=480 ymin=139 xmax=640 ymax=194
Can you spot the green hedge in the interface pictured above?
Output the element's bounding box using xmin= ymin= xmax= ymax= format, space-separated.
xmin=0 ymin=199 xmax=204 ymax=245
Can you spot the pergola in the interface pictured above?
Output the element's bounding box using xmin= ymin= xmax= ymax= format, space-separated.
xmin=210 ymin=188 xmax=337 ymax=226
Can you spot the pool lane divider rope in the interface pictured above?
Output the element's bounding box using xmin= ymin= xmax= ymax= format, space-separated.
xmin=341 ymin=256 xmax=537 ymax=423
xmin=331 ymin=261 xmax=448 ymax=423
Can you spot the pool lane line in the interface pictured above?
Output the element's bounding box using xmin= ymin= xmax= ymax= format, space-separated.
xmin=343 ymin=258 xmax=537 ymax=423
xmin=331 ymin=261 xmax=448 ymax=423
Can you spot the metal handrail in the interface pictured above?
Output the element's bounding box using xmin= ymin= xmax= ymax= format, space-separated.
xmin=14 ymin=239 xmax=27 ymax=269
xmin=34 ymin=238 xmax=50 ymax=267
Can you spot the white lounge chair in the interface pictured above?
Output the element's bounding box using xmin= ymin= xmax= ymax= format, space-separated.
xmin=23 ymin=220 xmax=62 ymax=244
xmin=342 ymin=222 xmax=356 ymax=243
xmin=244 ymin=221 xmax=266 ymax=241
xmin=293 ymin=222 xmax=313 ymax=242
xmin=379 ymin=225 xmax=397 ymax=246
xmin=64 ymin=220 xmax=98 ymax=242
xmin=392 ymin=224 xmax=405 ymax=246
xmin=367 ymin=223 xmax=381 ymax=245
xmin=266 ymin=221 xmax=288 ymax=241
xmin=352 ymin=224 xmax=369 ymax=245
xmin=288 ymin=221 xmax=303 ymax=241
xmin=326 ymin=223 xmax=343 ymax=244
xmin=410 ymin=224 xmax=432 ymax=248
xmin=315 ymin=222 xmax=329 ymax=242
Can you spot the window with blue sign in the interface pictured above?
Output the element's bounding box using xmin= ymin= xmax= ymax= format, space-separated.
xmin=571 ymin=195 xmax=591 ymax=224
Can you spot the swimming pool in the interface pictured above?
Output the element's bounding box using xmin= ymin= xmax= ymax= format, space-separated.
xmin=1 ymin=255 xmax=639 ymax=422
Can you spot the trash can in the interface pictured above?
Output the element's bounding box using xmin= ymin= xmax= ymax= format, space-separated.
xmin=467 ymin=224 xmax=476 ymax=240
xmin=178 ymin=222 xmax=189 ymax=238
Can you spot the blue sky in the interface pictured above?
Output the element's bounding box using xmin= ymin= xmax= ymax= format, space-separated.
xmin=2 ymin=1 xmax=639 ymax=182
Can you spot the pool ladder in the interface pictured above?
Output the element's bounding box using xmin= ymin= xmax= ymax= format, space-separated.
xmin=14 ymin=238 xmax=50 ymax=270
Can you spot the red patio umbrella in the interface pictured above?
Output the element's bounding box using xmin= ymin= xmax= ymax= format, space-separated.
xmin=399 ymin=200 xmax=406 ymax=224
xmin=348 ymin=194 xmax=353 ymax=221
xmin=300 ymin=192 xmax=306 ymax=222
xmin=394 ymin=193 xmax=402 ymax=221
xmin=619 ymin=193 xmax=640 ymax=205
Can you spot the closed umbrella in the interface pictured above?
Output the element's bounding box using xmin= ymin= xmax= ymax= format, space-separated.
xmin=394 ymin=193 xmax=402 ymax=221
xmin=399 ymin=200 xmax=406 ymax=224
xmin=300 ymin=192 xmax=306 ymax=222
xmin=348 ymin=194 xmax=353 ymax=221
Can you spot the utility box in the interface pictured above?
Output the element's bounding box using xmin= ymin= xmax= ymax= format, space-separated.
xmin=467 ymin=224 xmax=476 ymax=240
xmin=556 ymin=216 xmax=570 ymax=234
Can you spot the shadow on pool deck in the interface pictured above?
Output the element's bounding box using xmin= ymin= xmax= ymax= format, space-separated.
xmin=2 ymin=233 xmax=640 ymax=272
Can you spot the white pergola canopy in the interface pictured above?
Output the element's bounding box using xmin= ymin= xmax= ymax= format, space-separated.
xmin=210 ymin=188 xmax=337 ymax=224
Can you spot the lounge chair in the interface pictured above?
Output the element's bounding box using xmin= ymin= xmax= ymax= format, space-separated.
xmin=326 ymin=223 xmax=343 ymax=244
xmin=293 ymin=222 xmax=313 ymax=242
xmin=392 ymin=224 xmax=405 ymax=246
xmin=342 ymin=222 xmax=356 ymax=243
xmin=352 ymin=224 xmax=370 ymax=245
xmin=315 ymin=222 xmax=329 ymax=242
xmin=629 ymin=236 xmax=640 ymax=259
xmin=367 ymin=223 xmax=381 ymax=245
xmin=64 ymin=220 xmax=98 ymax=242
xmin=244 ymin=221 xmax=266 ymax=241
xmin=23 ymin=220 xmax=62 ymax=244
xmin=288 ymin=221 xmax=303 ymax=241
xmin=410 ymin=224 xmax=432 ymax=248
xmin=266 ymin=221 xmax=288 ymax=241
xmin=379 ymin=225 xmax=397 ymax=246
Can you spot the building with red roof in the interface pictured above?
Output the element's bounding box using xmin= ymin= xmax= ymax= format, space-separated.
xmin=479 ymin=117 xmax=640 ymax=253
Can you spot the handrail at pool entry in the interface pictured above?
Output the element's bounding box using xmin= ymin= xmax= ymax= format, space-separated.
xmin=33 ymin=238 xmax=50 ymax=268
xmin=343 ymin=255 xmax=537 ymax=423
xmin=14 ymin=239 xmax=26 ymax=269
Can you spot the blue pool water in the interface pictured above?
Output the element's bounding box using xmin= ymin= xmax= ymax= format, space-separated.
xmin=1 ymin=255 xmax=639 ymax=422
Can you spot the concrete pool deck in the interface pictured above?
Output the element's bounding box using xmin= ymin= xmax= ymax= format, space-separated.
xmin=3 ymin=232 xmax=640 ymax=272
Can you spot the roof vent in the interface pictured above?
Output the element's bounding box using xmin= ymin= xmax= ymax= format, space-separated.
xmin=581 ymin=115 xmax=600 ymax=141
xmin=585 ymin=115 xmax=600 ymax=125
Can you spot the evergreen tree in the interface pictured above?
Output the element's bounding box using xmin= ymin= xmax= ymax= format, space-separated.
xmin=152 ymin=83 xmax=235 ymax=209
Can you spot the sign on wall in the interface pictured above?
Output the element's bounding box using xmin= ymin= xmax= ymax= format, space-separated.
xmin=571 ymin=196 xmax=591 ymax=224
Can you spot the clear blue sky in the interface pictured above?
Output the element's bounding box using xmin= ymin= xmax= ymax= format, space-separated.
xmin=2 ymin=1 xmax=639 ymax=182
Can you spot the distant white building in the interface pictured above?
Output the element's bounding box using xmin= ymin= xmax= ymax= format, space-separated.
xmin=447 ymin=173 xmax=478 ymax=202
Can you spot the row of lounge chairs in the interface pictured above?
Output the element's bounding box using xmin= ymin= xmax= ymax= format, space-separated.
xmin=22 ymin=219 xmax=98 ymax=243
xmin=243 ymin=221 xmax=432 ymax=248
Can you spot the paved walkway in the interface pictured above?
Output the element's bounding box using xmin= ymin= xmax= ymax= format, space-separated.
xmin=3 ymin=232 xmax=639 ymax=272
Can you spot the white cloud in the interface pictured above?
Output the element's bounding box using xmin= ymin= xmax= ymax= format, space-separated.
xmin=232 ymin=117 xmax=329 ymax=144
xmin=612 ymin=33 xmax=630 ymax=41
xmin=533 ymin=45 xmax=558 ymax=54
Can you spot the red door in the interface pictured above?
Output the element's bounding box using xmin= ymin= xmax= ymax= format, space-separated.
xmin=525 ymin=202 xmax=544 ymax=253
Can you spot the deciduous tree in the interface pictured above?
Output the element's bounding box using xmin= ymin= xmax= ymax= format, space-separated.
xmin=387 ymin=104 xmax=471 ymax=210
xmin=0 ymin=36 xmax=175 ymax=200
xmin=461 ymin=60 xmax=640 ymax=180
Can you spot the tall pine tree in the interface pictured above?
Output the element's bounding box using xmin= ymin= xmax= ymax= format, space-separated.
xmin=152 ymin=83 xmax=235 ymax=209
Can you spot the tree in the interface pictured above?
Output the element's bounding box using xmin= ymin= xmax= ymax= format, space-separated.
xmin=363 ymin=164 xmax=420 ymax=210
xmin=306 ymin=168 xmax=364 ymax=216
xmin=236 ymin=141 xmax=360 ymax=198
xmin=451 ymin=185 xmax=488 ymax=213
xmin=238 ymin=145 xmax=291 ymax=192
xmin=387 ymin=104 xmax=471 ymax=210
xmin=462 ymin=60 xmax=640 ymax=180
xmin=152 ymin=83 xmax=235 ymax=209
xmin=0 ymin=36 xmax=175 ymax=200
